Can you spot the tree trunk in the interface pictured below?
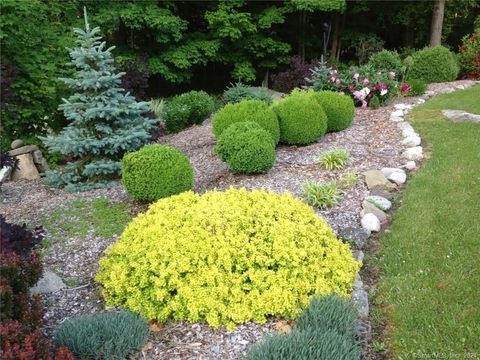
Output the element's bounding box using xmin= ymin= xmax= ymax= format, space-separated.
xmin=430 ymin=0 xmax=445 ymax=46
xmin=330 ymin=12 xmax=341 ymax=62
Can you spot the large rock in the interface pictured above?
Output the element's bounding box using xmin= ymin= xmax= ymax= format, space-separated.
xmin=32 ymin=150 xmax=50 ymax=173
xmin=361 ymin=200 xmax=387 ymax=222
xmin=391 ymin=109 xmax=404 ymax=118
xmin=365 ymin=195 xmax=392 ymax=211
xmin=369 ymin=189 xmax=396 ymax=200
xmin=363 ymin=170 xmax=395 ymax=191
xmin=404 ymin=161 xmax=417 ymax=170
xmin=402 ymin=134 xmax=421 ymax=147
xmin=338 ymin=227 xmax=370 ymax=249
xmin=11 ymin=139 xmax=24 ymax=149
xmin=397 ymin=122 xmax=415 ymax=132
xmin=352 ymin=288 xmax=369 ymax=318
xmin=381 ymin=167 xmax=407 ymax=184
xmin=394 ymin=104 xmax=412 ymax=111
xmin=442 ymin=109 xmax=480 ymax=123
xmin=402 ymin=146 xmax=423 ymax=160
xmin=390 ymin=114 xmax=403 ymax=122
xmin=30 ymin=269 xmax=66 ymax=294
xmin=11 ymin=153 xmax=40 ymax=181
xmin=8 ymin=145 xmax=39 ymax=157
xmin=361 ymin=213 xmax=381 ymax=232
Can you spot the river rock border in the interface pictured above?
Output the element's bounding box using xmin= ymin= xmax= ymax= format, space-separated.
xmin=340 ymin=81 xmax=478 ymax=350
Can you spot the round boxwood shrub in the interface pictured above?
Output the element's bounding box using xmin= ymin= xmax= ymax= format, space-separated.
xmin=409 ymin=46 xmax=459 ymax=83
xmin=406 ymin=78 xmax=427 ymax=96
xmin=310 ymin=91 xmax=354 ymax=132
xmin=369 ymin=49 xmax=403 ymax=74
xmin=96 ymin=188 xmax=360 ymax=329
xmin=273 ymin=92 xmax=328 ymax=145
xmin=164 ymin=90 xmax=215 ymax=133
xmin=122 ymin=144 xmax=193 ymax=201
xmin=53 ymin=310 xmax=149 ymax=360
xmin=212 ymin=100 xmax=280 ymax=144
xmin=215 ymin=122 xmax=276 ymax=174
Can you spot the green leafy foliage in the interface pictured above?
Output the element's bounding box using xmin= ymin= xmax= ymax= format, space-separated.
xmin=122 ymin=144 xmax=193 ymax=201
xmin=96 ymin=188 xmax=360 ymax=329
xmin=53 ymin=311 xmax=148 ymax=360
xmin=215 ymin=122 xmax=276 ymax=174
xmin=318 ymin=149 xmax=350 ymax=170
xmin=164 ymin=90 xmax=215 ymax=133
xmin=409 ymin=46 xmax=460 ymax=83
xmin=304 ymin=181 xmax=342 ymax=209
xmin=310 ymin=91 xmax=354 ymax=132
xmin=273 ymin=92 xmax=327 ymax=145
xmin=40 ymin=13 xmax=156 ymax=192
xmin=212 ymin=100 xmax=280 ymax=144
xmin=369 ymin=95 xmax=380 ymax=109
xmin=223 ymin=83 xmax=273 ymax=104
xmin=406 ymin=79 xmax=427 ymax=96
xmin=459 ymin=17 xmax=480 ymax=79
xmin=369 ymin=50 xmax=403 ymax=75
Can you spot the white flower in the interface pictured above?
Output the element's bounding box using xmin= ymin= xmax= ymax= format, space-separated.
xmin=380 ymin=88 xmax=388 ymax=96
xmin=359 ymin=87 xmax=370 ymax=97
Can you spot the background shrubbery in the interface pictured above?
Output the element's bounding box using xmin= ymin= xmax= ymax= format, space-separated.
xmin=369 ymin=50 xmax=403 ymax=75
xmin=223 ymin=83 xmax=273 ymax=104
xmin=408 ymin=46 xmax=459 ymax=83
xmin=96 ymin=189 xmax=360 ymax=329
xmin=122 ymin=144 xmax=193 ymax=201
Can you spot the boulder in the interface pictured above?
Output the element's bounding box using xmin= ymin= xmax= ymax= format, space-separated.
xmin=402 ymin=146 xmax=423 ymax=161
xmin=365 ymin=195 xmax=392 ymax=211
xmin=369 ymin=189 xmax=396 ymax=200
xmin=361 ymin=200 xmax=387 ymax=222
xmin=403 ymin=161 xmax=416 ymax=170
xmin=30 ymin=269 xmax=66 ymax=294
xmin=397 ymin=122 xmax=415 ymax=132
xmin=363 ymin=170 xmax=395 ymax=191
xmin=11 ymin=139 xmax=24 ymax=149
xmin=402 ymin=134 xmax=422 ymax=147
xmin=361 ymin=213 xmax=381 ymax=232
xmin=338 ymin=227 xmax=370 ymax=249
xmin=32 ymin=150 xmax=50 ymax=173
xmin=11 ymin=153 xmax=40 ymax=181
xmin=8 ymin=145 xmax=39 ymax=157
xmin=381 ymin=167 xmax=407 ymax=184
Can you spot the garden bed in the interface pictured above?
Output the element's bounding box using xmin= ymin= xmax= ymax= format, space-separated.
xmin=0 ymin=79 xmax=475 ymax=359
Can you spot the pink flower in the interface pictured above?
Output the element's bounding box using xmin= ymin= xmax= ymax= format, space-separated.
xmin=330 ymin=77 xmax=336 ymax=82
xmin=353 ymin=73 xmax=359 ymax=80
xmin=332 ymin=69 xmax=338 ymax=75
xmin=336 ymin=78 xmax=340 ymax=84
xmin=361 ymin=100 xmax=368 ymax=108
xmin=401 ymin=83 xmax=409 ymax=92
xmin=339 ymin=91 xmax=345 ymax=95
xmin=363 ymin=78 xmax=369 ymax=85
xmin=348 ymin=85 xmax=355 ymax=90
xmin=388 ymin=71 xmax=396 ymax=78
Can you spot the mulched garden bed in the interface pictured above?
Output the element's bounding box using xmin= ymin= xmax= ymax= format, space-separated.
xmin=0 ymin=79 xmax=475 ymax=359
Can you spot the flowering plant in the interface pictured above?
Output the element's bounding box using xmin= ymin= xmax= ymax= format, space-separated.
xmin=306 ymin=62 xmax=400 ymax=107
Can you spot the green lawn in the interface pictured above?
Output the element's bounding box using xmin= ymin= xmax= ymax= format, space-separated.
xmin=376 ymin=86 xmax=480 ymax=358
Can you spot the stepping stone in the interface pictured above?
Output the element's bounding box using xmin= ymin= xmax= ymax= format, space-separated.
xmin=442 ymin=109 xmax=480 ymax=123
xmin=30 ymin=269 xmax=66 ymax=294
xmin=361 ymin=200 xmax=388 ymax=222
xmin=365 ymin=195 xmax=392 ymax=211
xmin=369 ymin=189 xmax=395 ymax=200
xmin=361 ymin=213 xmax=381 ymax=232
xmin=403 ymin=161 xmax=416 ymax=170
xmin=402 ymin=146 xmax=423 ymax=160
xmin=338 ymin=227 xmax=370 ymax=249
xmin=363 ymin=170 xmax=395 ymax=191
xmin=402 ymin=134 xmax=421 ymax=147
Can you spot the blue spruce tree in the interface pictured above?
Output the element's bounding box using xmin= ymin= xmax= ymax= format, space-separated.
xmin=41 ymin=9 xmax=156 ymax=192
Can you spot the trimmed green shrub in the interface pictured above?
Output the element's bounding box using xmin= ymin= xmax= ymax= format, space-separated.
xmin=212 ymin=100 xmax=280 ymax=144
xmin=369 ymin=50 xmax=403 ymax=74
xmin=304 ymin=181 xmax=342 ymax=209
xmin=310 ymin=91 xmax=354 ymax=132
xmin=53 ymin=310 xmax=148 ymax=360
xmin=409 ymin=46 xmax=459 ymax=83
xmin=215 ymin=122 xmax=276 ymax=174
xmin=296 ymin=295 xmax=359 ymax=337
xmin=164 ymin=90 xmax=215 ymax=133
xmin=122 ymin=144 xmax=193 ymax=201
xmin=273 ymin=93 xmax=328 ymax=145
xmin=223 ymin=82 xmax=273 ymax=104
xmin=406 ymin=79 xmax=427 ymax=96
xmin=96 ymin=188 xmax=360 ymax=329
xmin=246 ymin=329 xmax=361 ymax=360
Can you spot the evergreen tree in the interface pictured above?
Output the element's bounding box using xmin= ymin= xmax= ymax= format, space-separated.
xmin=41 ymin=8 xmax=156 ymax=192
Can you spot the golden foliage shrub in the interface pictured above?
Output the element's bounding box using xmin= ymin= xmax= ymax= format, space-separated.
xmin=96 ymin=188 xmax=360 ymax=329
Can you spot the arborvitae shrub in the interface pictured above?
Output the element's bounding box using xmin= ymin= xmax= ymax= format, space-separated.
xmin=245 ymin=328 xmax=361 ymax=360
xmin=164 ymin=90 xmax=215 ymax=133
xmin=215 ymin=122 xmax=276 ymax=174
xmin=310 ymin=91 xmax=354 ymax=132
xmin=223 ymin=83 xmax=273 ymax=104
xmin=409 ymin=46 xmax=459 ymax=83
xmin=273 ymin=92 xmax=327 ymax=145
xmin=122 ymin=144 xmax=193 ymax=201
xmin=406 ymin=79 xmax=427 ymax=96
xmin=369 ymin=50 xmax=403 ymax=74
xmin=96 ymin=188 xmax=360 ymax=329
xmin=212 ymin=100 xmax=280 ymax=144
xmin=53 ymin=311 xmax=148 ymax=360
xmin=295 ymin=295 xmax=359 ymax=338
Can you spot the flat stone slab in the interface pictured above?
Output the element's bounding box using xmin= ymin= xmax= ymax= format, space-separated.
xmin=363 ymin=170 xmax=395 ymax=191
xmin=30 ymin=269 xmax=66 ymax=294
xmin=442 ymin=109 xmax=480 ymax=123
xmin=8 ymin=145 xmax=39 ymax=156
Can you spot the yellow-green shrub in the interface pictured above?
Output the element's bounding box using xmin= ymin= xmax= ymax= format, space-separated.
xmin=96 ymin=188 xmax=360 ymax=329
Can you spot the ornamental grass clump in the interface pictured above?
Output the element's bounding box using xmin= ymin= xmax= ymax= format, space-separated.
xmin=122 ymin=144 xmax=193 ymax=201
xmin=212 ymin=100 xmax=280 ymax=144
xmin=304 ymin=181 xmax=342 ymax=209
xmin=318 ymin=149 xmax=350 ymax=170
xmin=215 ymin=122 xmax=276 ymax=174
xmin=96 ymin=188 xmax=360 ymax=329
xmin=53 ymin=310 xmax=148 ymax=360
